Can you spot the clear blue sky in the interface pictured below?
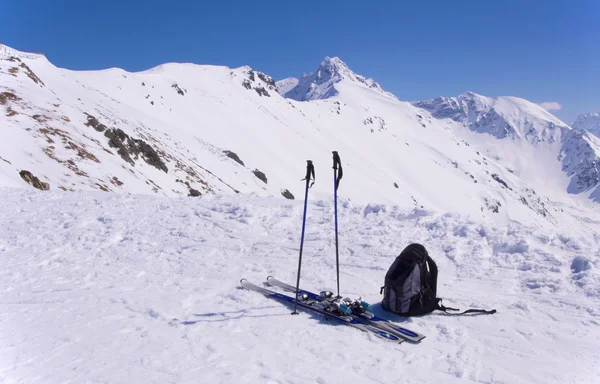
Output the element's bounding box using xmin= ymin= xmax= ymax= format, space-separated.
xmin=2 ymin=0 xmax=598 ymax=121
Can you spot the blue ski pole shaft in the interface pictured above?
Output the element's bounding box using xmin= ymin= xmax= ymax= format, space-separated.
xmin=334 ymin=170 xmax=340 ymax=298
xmin=293 ymin=160 xmax=315 ymax=315
xmin=332 ymin=151 xmax=343 ymax=298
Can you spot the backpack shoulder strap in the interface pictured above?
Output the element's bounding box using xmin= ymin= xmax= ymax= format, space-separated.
xmin=435 ymin=298 xmax=497 ymax=315
xmin=426 ymin=256 xmax=496 ymax=315
xmin=425 ymin=255 xmax=438 ymax=297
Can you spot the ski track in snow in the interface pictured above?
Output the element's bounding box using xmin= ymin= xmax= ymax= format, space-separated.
xmin=0 ymin=188 xmax=599 ymax=383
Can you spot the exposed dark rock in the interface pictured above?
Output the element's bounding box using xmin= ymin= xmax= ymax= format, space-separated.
xmin=32 ymin=114 xmax=47 ymax=123
xmin=67 ymin=141 xmax=100 ymax=163
xmin=135 ymin=139 xmax=168 ymax=173
xmin=491 ymin=173 xmax=512 ymax=190
xmin=96 ymin=183 xmax=110 ymax=192
xmin=223 ymin=150 xmax=245 ymax=166
xmin=104 ymin=128 xmax=168 ymax=173
xmin=142 ymin=82 xmax=146 ymax=86
xmin=254 ymin=87 xmax=270 ymax=97
xmin=362 ymin=116 xmax=386 ymax=132
xmin=281 ymin=189 xmax=294 ymax=199
xmin=19 ymin=170 xmax=50 ymax=190
xmin=252 ymin=169 xmax=267 ymax=184
xmin=394 ymin=182 xmax=399 ymax=188
xmin=248 ymin=70 xmax=255 ymax=81
xmin=188 ymin=188 xmax=201 ymax=197
xmin=242 ymin=80 xmax=252 ymax=90
xmin=0 ymin=92 xmax=20 ymax=105
xmin=84 ymin=113 xmax=107 ymax=132
xmin=150 ymin=101 xmax=154 ymax=105
xmin=172 ymin=83 xmax=185 ymax=96
xmin=483 ymin=197 xmax=501 ymax=213
xmin=257 ymin=72 xmax=276 ymax=89
xmin=110 ymin=176 xmax=124 ymax=186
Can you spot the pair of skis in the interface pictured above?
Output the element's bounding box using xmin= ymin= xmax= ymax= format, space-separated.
xmin=240 ymin=276 xmax=424 ymax=343
xmin=241 ymin=152 xmax=424 ymax=343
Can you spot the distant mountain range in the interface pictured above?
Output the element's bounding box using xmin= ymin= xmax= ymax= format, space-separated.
xmin=1 ymin=43 xmax=598 ymax=233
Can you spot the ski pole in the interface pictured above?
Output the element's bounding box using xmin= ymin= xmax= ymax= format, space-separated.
xmin=292 ymin=160 xmax=315 ymax=315
xmin=332 ymin=151 xmax=343 ymax=298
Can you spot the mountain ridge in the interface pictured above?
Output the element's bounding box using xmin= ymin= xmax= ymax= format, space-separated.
xmin=1 ymin=44 xmax=599 ymax=235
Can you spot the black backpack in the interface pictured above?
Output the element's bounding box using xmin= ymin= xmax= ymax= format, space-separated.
xmin=380 ymin=243 xmax=496 ymax=316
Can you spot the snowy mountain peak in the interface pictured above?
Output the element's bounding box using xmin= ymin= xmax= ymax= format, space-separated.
xmin=275 ymin=77 xmax=298 ymax=96
xmin=414 ymin=92 xmax=568 ymax=144
xmin=572 ymin=112 xmax=600 ymax=138
xmin=282 ymin=56 xmax=396 ymax=102
xmin=315 ymin=56 xmax=353 ymax=81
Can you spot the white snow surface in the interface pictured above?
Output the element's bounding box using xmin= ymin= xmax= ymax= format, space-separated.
xmin=1 ymin=188 xmax=599 ymax=384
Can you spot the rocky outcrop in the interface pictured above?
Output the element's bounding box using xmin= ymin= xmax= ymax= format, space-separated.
xmin=84 ymin=113 xmax=107 ymax=132
xmin=19 ymin=170 xmax=50 ymax=190
xmin=172 ymin=83 xmax=186 ymax=96
xmin=281 ymin=189 xmax=294 ymax=199
xmin=252 ymin=169 xmax=267 ymax=184
xmin=104 ymin=128 xmax=168 ymax=173
xmin=223 ymin=150 xmax=245 ymax=166
xmin=0 ymin=92 xmax=20 ymax=105
xmin=240 ymin=68 xmax=275 ymax=97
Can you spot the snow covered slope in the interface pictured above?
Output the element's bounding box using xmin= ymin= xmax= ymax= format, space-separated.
xmin=275 ymin=76 xmax=298 ymax=96
xmin=573 ymin=112 xmax=600 ymax=138
xmin=1 ymin=189 xmax=599 ymax=384
xmin=1 ymin=44 xmax=599 ymax=229
xmin=413 ymin=92 xmax=566 ymax=144
xmin=414 ymin=92 xmax=600 ymax=203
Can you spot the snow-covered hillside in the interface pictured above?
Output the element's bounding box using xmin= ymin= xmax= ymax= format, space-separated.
xmin=1 ymin=43 xmax=599 ymax=229
xmin=413 ymin=92 xmax=566 ymax=143
xmin=573 ymin=112 xmax=600 ymax=137
xmin=414 ymin=92 xmax=600 ymax=203
xmin=275 ymin=76 xmax=298 ymax=96
xmin=1 ymin=189 xmax=599 ymax=384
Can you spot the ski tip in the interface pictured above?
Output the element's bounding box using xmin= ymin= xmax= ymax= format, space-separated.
xmin=240 ymin=278 xmax=247 ymax=285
